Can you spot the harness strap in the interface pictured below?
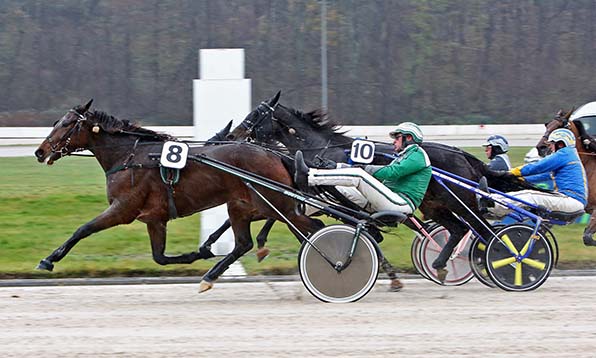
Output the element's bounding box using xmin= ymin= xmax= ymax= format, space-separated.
xmin=160 ymin=166 xmax=180 ymax=219
xmin=105 ymin=163 xmax=146 ymax=176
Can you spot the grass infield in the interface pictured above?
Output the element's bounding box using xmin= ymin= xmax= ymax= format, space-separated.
xmin=1 ymin=146 xmax=595 ymax=279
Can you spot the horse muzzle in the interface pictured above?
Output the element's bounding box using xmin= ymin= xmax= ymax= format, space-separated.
xmin=34 ymin=147 xmax=60 ymax=165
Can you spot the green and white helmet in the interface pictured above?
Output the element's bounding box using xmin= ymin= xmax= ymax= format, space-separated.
xmin=389 ymin=122 xmax=423 ymax=143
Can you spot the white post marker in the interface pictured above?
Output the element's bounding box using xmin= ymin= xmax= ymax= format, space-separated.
xmin=193 ymin=49 xmax=251 ymax=261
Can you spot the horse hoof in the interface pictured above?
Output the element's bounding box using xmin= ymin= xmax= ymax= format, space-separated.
xmin=583 ymin=237 xmax=596 ymax=247
xmin=436 ymin=268 xmax=448 ymax=284
xmin=198 ymin=280 xmax=213 ymax=293
xmin=389 ymin=279 xmax=404 ymax=292
xmin=256 ymin=247 xmax=270 ymax=262
xmin=198 ymin=246 xmax=216 ymax=259
xmin=36 ymin=259 xmax=54 ymax=272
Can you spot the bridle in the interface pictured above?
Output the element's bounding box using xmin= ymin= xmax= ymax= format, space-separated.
xmin=239 ymin=101 xmax=278 ymax=137
xmin=46 ymin=109 xmax=89 ymax=156
xmin=540 ymin=114 xmax=570 ymax=144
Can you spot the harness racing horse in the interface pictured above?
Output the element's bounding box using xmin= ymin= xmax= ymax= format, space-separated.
xmin=536 ymin=108 xmax=596 ymax=246
xmin=226 ymin=92 xmax=531 ymax=280
xmin=34 ymin=100 xmax=324 ymax=292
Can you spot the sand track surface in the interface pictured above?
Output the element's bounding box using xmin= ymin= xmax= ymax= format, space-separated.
xmin=2 ymin=277 xmax=596 ymax=357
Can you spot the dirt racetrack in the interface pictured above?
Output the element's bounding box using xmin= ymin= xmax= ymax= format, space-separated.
xmin=2 ymin=276 xmax=596 ymax=357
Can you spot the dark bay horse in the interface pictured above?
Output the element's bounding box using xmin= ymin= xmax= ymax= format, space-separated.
xmin=34 ymin=100 xmax=323 ymax=292
xmin=226 ymin=93 xmax=530 ymax=277
xmin=536 ymin=108 xmax=596 ymax=246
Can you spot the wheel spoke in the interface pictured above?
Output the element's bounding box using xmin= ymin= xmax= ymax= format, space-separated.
xmin=522 ymin=257 xmax=546 ymax=270
xmin=491 ymin=256 xmax=516 ymax=269
xmin=514 ymin=262 xmax=522 ymax=286
xmin=519 ymin=238 xmax=532 ymax=256
xmin=500 ymin=234 xmax=519 ymax=255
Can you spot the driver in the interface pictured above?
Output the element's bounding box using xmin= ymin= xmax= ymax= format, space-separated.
xmin=485 ymin=128 xmax=587 ymax=227
xmin=482 ymin=134 xmax=511 ymax=171
xmin=294 ymin=122 xmax=432 ymax=216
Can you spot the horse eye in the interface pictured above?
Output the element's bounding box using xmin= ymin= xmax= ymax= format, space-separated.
xmin=52 ymin=120 xmax=59 ymax=126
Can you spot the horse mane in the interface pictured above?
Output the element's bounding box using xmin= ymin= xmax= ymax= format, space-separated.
xmin=80 ymin=106 xmax=174 ymax=141
xmin=280 ymin=104 xmax=348 ymax=137
xmin=572 ymin=119 xmax=596 ymax=152
xmin=422 ymin=142 xmax=487 ymax=173
xmin=573 ymin=119 xmax=590 ymax=139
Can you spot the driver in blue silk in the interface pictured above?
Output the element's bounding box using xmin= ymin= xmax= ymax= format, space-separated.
xmin=294 ymin=122 xmax=432 ymax=216
xmin=487 ymin=128 xmax=587 ymax=223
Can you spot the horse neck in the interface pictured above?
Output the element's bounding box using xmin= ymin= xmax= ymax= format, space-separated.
xmin=278 ymin=128 xmax=349 ymax=161
xmin=88 ymin=133 xmax=141 ymax=173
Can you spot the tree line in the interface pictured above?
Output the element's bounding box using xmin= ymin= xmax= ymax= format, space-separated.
xmin=1 ymin=0 xmax=595 ymax=126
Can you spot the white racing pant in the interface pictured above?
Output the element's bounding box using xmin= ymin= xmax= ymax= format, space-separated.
xmin=307 ymin=167 xmax=414 ymax=214
xmin=490 ymin=189 xmax=585 ymax=218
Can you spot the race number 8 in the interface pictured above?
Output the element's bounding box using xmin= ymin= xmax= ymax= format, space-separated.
xmin=160 ymin=141 xmax=189 ymax=169
xmin=350 ymin=139 xmax=375 ymax=164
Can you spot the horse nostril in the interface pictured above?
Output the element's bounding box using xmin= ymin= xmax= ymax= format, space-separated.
xmin=34 ymin=149 xmax=44 ymax=159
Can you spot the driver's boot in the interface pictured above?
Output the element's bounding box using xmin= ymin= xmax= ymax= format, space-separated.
xmin=294 ymin=151 xmax=310 ymax=191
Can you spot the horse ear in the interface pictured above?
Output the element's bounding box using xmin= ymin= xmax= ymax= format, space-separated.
xmin=222 ymin=120 xmax=233 ymax=134
xmin=269 ymin=91 xmax=281 ymax=106
xmin=565 ymin=107 xmax=574 ymax=120
xmin=83 ymin=99 xmax=93 ymax=112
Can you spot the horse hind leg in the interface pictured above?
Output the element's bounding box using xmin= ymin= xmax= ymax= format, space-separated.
xmin=582 ymin=213 xmax=596 ymax=247
xmin=197 ymin=219 xmax=232 ymax=259
xmin=255 ymin=218 xmax=276 ymax=262
xmin=199 ymin=214 xmax=254 ymax=293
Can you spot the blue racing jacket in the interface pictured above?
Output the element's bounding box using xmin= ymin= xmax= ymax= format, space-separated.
xmin=513 ymin=146 xmax=587 ymax=206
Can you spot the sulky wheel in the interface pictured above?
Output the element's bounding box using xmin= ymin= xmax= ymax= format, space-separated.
xmin=485 ymin=224 xmax=554 ymax=292
xmin=410 ymin=220 xmax=438 ymax=280
xmin=468 ymin=235 xmax=496 ymax=288
xmin=298 ymin=224 xmax=379 ymax=303
xmin=411 ymin=232 xmax=433 ymax=280
xmin=418 ymin=225 xmax=474 ymax=286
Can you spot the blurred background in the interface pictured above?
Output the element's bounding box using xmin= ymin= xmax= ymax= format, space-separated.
xmin=1 ymin=0 xmax=596 ymax=126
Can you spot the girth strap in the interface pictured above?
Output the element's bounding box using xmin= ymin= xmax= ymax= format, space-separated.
xmin=160 ymin=166 xmax=180 ymax=219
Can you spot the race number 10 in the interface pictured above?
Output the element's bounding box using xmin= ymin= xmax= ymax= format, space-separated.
xmin=160 ymin=141 xmax=189 ymax=169
xmin=350 ymin=139 xmax=375 ymax=164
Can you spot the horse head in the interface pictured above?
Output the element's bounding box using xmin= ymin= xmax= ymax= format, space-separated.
xmin=536 ymin=108 xmax=574 ymax=157
xmin=226 ymin=91 xmax=281 ymax=142
xmin=35 ymin=99 xmax=96 ymax=165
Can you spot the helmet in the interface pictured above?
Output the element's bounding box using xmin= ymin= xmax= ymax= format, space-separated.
xmin=482 ymin=134 xmax=509 ymax=153
xmin=389 ymin=122 xmax=423 ymax=143
xmin=547 ymin=128 xmax=575 ymax=147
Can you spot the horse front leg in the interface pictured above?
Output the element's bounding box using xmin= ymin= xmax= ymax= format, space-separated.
xmin=147 ymin=221 xmax=214 ymax=265
xmin=37 ymin=203 xmax=136 ymax=271
xmin=582 ymin=211 xmax=596 ymax=246
xmin=428 ymin=210 xmax=469 ymax=283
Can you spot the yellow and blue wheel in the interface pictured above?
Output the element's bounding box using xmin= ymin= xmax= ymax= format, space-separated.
xmin=485 ymin=224 xmax=554 ymax=291
xmin=468 ymin=235 xmax=496 ymax=288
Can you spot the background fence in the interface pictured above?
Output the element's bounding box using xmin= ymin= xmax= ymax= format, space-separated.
xmin=0 ymin=124 xmax=544 ymax=149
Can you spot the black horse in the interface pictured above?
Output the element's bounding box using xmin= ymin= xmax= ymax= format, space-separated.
xmin=226 ymin=92 xmax=530 ymax=279
xmin=34 ymin=100 xmax=324 ymax=292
